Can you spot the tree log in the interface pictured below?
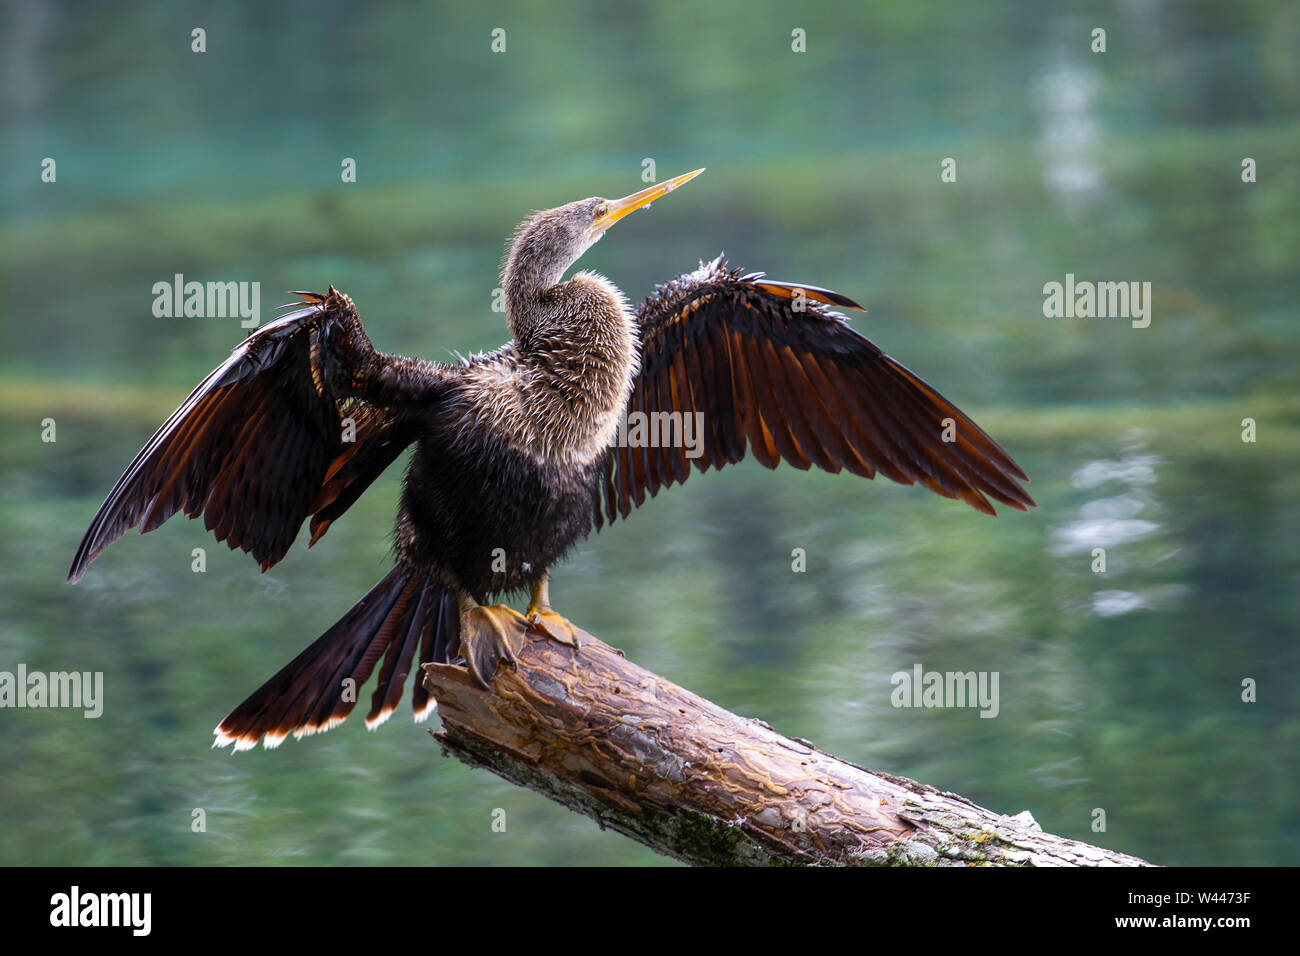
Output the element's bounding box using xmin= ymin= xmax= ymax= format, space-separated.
xmin=421 ymin=628 xmax=1152 ymax=867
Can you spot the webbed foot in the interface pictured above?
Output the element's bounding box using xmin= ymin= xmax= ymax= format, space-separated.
xmin=524 ymin=572 xmax=601 ymax=651
xmin=457 ymin=596 xmax=529 ymax=689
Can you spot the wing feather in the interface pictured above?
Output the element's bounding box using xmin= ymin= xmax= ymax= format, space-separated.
xmin=68 ymin=291 xmax=420 ymax=582
xmin=598 ymin=261 xmax=1035 ymax=526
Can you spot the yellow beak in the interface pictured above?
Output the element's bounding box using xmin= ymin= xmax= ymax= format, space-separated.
xmin=604 ymin=168 xmax=706 ymax=226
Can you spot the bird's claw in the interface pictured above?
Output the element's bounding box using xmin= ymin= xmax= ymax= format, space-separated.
xmin=458 ymin=604 xmax=528 ymax=689
xmin=525 ymin=607 xmax=593 ymax=651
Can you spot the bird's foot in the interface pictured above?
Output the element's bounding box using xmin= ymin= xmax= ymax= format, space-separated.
xmin=458 ymin=602 xmax=529 ymax=689
xmin=524 ymin=602 xmax=595 ymax=651
xmin=520 ymin=572 xmax=621 ymax=656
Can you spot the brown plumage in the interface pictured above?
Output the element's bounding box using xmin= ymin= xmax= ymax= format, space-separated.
xmin=599 ymin=259 xmax=1034 ymax=525
xmin=67 ymin=169 xmax=1033 ymax=750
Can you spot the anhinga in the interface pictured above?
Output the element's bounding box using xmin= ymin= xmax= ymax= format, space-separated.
xmin=68 ymin=168 xmax=1035 ymax=750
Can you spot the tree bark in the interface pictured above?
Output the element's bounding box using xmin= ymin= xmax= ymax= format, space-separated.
xmin=421 ymin=628 xmax=1152 ymax=867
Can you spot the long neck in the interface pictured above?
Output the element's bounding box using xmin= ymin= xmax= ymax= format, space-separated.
xmin=502 ymin=271 xmax=639 ymax=464
xmin=498 ymin=218 xmax=638 ymax=461
xmin=503 ymin=224 xmax=573 ymax=347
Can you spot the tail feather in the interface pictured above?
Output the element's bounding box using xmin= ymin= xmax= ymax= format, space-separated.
xmin=214 ymin=565 xmax=457 ymax=751
xmin=365 ymin=583 xmax=445 ymax=729
xmin=411 ymin=590 xmax=459 ymax=722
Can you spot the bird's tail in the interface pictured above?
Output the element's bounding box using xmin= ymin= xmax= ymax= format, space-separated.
xmin=213 ymin=564 xmax=458 ymax=751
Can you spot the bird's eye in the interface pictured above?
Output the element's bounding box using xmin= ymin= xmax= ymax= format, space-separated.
xmin=594 ymin=204 xmax=608 ymax=219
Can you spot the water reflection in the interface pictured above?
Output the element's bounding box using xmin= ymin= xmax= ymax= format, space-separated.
xmin=1090 ymin=589 xmax=1149 ymax=617
xmin=1052 ymin=437 xmax=1171 ymax=621
xmin=1032 ymin=18 xmax=1107 ymax=204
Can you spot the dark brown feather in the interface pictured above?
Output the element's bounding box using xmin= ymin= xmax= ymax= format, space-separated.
xmin=67 ymin=294 xmax=418 ymax=583
xmin=598 ymin=260 xmax=1034 ymax=526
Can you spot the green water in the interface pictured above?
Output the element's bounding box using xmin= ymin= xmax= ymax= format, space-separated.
xmin=1 ymin=0 xmax=1297 ymax=866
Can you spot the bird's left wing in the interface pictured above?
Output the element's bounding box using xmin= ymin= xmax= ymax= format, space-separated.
xmin=595 ymin=259 xmax=1035 ymax=527
xmin=68 ymin=289 xmax=427 ymax=582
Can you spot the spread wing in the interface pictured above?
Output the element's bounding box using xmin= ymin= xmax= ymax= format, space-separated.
xmin=68 ymin=290 xmax=419 ymax=582
xmin=595 ymin=259 xmax=1035 ymax=527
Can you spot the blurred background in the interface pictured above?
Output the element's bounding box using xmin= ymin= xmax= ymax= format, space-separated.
xmin=1 ymin=0 xmax=1297 ymax=865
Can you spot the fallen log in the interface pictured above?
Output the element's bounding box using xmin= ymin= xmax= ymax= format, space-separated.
xmin=422 ymin=627 xmax=1152 ymax=867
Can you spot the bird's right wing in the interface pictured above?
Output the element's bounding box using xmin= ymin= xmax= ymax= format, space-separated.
xmin=68 ymin=289 xmax=434 ymax=583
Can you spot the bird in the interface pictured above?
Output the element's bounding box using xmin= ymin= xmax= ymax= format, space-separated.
xmin=67 ymin=168 xmax=1035 ymax=750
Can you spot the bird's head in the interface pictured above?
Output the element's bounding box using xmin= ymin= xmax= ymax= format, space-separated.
xmin=503 ymin=168 xmax=705 ymax=330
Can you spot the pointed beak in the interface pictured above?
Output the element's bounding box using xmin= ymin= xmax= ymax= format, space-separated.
xmin=604 ymin=168 xmax=705 ymax=227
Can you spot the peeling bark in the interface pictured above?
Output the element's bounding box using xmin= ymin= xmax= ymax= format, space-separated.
xmin=422 ymin=629 xmax=1152 ymax=867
